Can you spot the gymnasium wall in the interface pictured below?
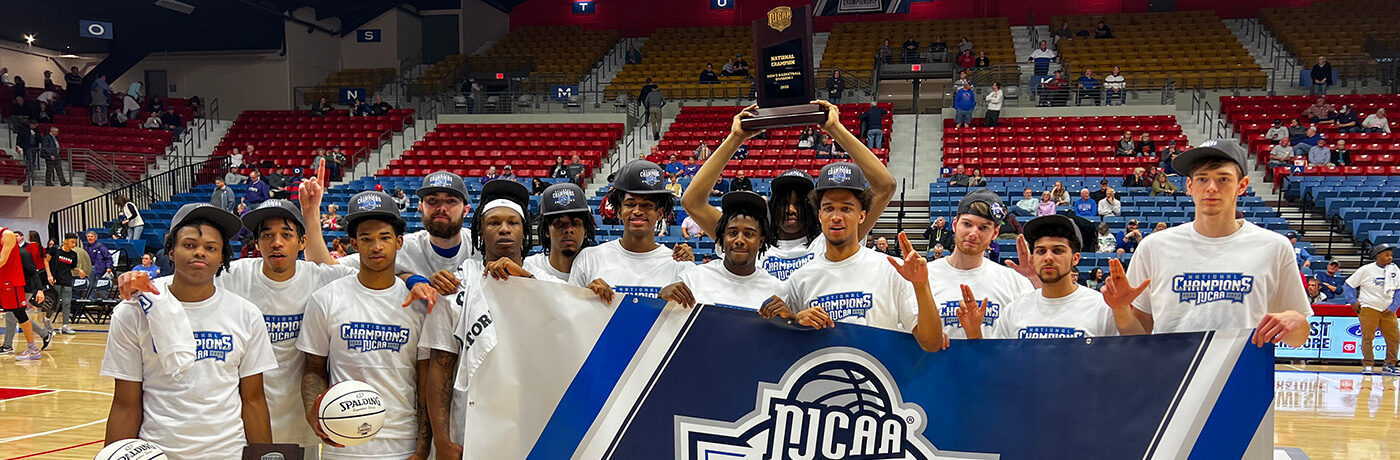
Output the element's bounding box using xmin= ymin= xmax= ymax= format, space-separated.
xmin=341 ymin=8 xmax=424 ymax=70
xmin=115 ymin=52 xmax=292 ymax=120
xmin=463 ymin=0 xmax=511 ymax=55
xmin=0 ymin=44 xmax=89 ymax=91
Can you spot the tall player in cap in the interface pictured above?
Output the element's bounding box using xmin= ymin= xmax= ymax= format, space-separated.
xmin=759 ymin=162 xmax=948 ymax=352
xmin=1342 ymin=243 xmax=1400 ymax=375
xmin=926 ymin=189 xmax=1034 ymax=339
xmin=522 ymin=182 xmax=595 ymax=283
xmin=422 ymin=178 xmax=533 ymax=457
xmin=1124 ymin=139 xmax=1311 ymax=347
xmin=673 ymin=191 xmax=781 ymax=309
xmin=680 ymin=102 xmax=895 ymax=280
xmin=298 ymin=191 xmax=432 ymax=459
xmin=959 ymin=215 xmax=1146 ymax=339
xmin=569 ymin=160 xmax=696 ymax=302
xmin=102 ymin=203 xmax=276 ymax=459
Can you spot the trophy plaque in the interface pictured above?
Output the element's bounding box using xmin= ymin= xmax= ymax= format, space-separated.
xmin=741 ymin=5 xmax=829 ymax=130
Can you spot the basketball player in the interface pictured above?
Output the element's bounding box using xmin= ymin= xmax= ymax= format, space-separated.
xmin=522 ymin=182 xmax=595 ymax=283
xmin=925 ymin=189 xmax=1034 ymax=339
xmin=423 ymin=179 xmax=533 ymax=458
xmin=101 ymin=203 xmax=276 ymax=459
xmin=1124 ymin=139 xmax=1311 ymax=347
xmin=758 ymin=162 xmax=948 ymax=352
xmin=0 ymin=227 xmax=44 ymax=360
xmin=568 ymin=160 xmax=695 ymax=303
xmin=674 ymin=191 xmax=781 ymax=309
xmin=680 ymin=102 xmax=895 ymax=280
xmin=298 ymin=191 xmax=431 ymax=459
xmin=1342 ymin=244 xmax=1400 ymax=375
xmin=958 ymin=215 xmax=1146 ymax=339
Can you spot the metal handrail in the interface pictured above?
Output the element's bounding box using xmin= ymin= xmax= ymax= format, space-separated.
xmin=49 ymin=155 xmax=230 ymax=242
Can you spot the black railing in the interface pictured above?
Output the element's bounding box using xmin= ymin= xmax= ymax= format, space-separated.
xmin=49 ymin=155 xmax=229 ymax=241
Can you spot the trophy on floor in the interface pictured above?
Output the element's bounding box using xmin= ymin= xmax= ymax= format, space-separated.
xmin=740 ymin=5 xmax=830 ymax=130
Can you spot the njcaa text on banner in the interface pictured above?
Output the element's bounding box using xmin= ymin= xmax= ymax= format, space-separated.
xmin=466 ymin=278 xmax=1275 ymax=459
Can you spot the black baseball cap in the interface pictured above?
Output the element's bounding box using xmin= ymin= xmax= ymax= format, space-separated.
xmin=241 ymin=199 xmax=304 ymax=233
xmin=721 ymin=190 xmax=769 ymax=220
xmin=540 ymin=183 xmax=589 ymax=216
xmin=170 ymin=203 xmax=244 ymax=241
xmin=813 ymin=162 xmax=867 ymax=192
xmin=416 ymin=171 xmax=468 ymax=200
xmin=957 ymin=188 xmax=1007 ymax=226
xmin=480 ymin=178 xmax=530 ymax=210
xmin=1286 ymin=231 xmax=1299 ymax=240
xmin=612 ymin=160 xmax=669 ymax=195
xmin=1371 ymin=243 xmax=1394 ymax=258
xmin=344 ymin=191 xmax=405 ymax=232
xmin=1023 ymin=214 xmax=1083 ymax=252
xmin=1172 ymin=139 xmax=1250 ymax=177
xmin=770 ymin=169 xmax=815 ymax=196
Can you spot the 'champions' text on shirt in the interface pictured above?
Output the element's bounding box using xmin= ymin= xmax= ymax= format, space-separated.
xmin=341 ymin=322 xmax=411 ymax=353
xmin=1172 ymin=273 xmax=1255 ymax=305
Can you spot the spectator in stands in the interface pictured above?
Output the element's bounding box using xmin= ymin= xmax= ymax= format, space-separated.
xmin=1135 ymin=133 xmax=1156 ymax=157
xmin=1012 ymin=188 xmax=1039 ymax=217
xmin=11 ymin=76 xmax=25 ymax=100
xmin=958 ymin=36 xmax=974 ymax=54
xmin=626 ymin=44 xmax=642 ymax=65
xmin=721 ymin=58 xmax=737 ymax=77
xmin=41 ymin=127 xmax=67 ymax=186
xmin=730 ymin=169 xmax=753 ymax=192
xmin=827 ymin=70 xmax=845 ymax=104
xmin=664 ymin=154 xmax=684 ymax=177
xmin=1116 ymin=131 xmax=1135 ymax=156
xmin=1037 ymin=191 xmax=1057 ymax=216
xmin=1331 ymin=105 xmax=1360 ymax=133
xmin=89 ymin=74 xmax=112 ymax=125
xmin=953 ymin=81 xmax=976 ymax=129
xmin=1084 ymin=268 xmax=1106 ymax=291
xmin=664 ymin=173 xmax=683 ymax=197
xmin=132 ymin=253 xmax=160 ymax=279
xmin=483 ymin=165 xmax=500 ymax=182
xmin=16 ymin=120 xmax=39 ymax=181
xmin=797 ymin=128 xmax=816 ymax=149
xmin=1041 ymin=70 xmax=1069 ymax=107
xmin=370 ymin=95 xmax=392 ymax=116
xmin=1286 ymin=118 xmax=1307 ymax=140
xmin=968 ymin=168 xmax=987 ymax=187
xmin=499 ymin=164 xmax=517 ymax=181
xmin=902 ymin=34 xmax=920 ymax=63
xmin=1332 ymin=139 xmax=1351 ymax=166
xmin=975 ymin=51 xmax=990 ymax=69
xmin=1308 ymin=139 xmax=1333 ymax=167
xmin=1028 ymin=40 xmax=1058 ymax=76
xmin=550 ymin=156 xmax=569 ymax=178
xmin=1150 ymin=174 xmax=1179 ymax=196
xmin=9 ymin=96 xmax=33 ymax=125
xmin=1074 ymin=188 xmax=1097 ymax=218
xmin=1310 ymin=56 xmax=1333 ymax=95
xmin=1265 ymin=119 xmax=1289 ymax=143
xmin=1103 ymin=66 xmax=1126 ymax=105
xmin=149 ymin=97 xmax=165 ymax=113
xmin=956 ymin=49 xmax=975 ymax=72
xmin=700 ymin=63 xmax=719 ymax=84
xmin=1288 ymin=232 xmax=1311 ymax=268
xmin=924 ymin=216 xmax=954 ymax=252
xmin=1123 ymin=167 xmax=1149 ymax=188
xmin=859 ymin=103 xmax=887 ymax=149
xmin=953 ymin=70 xmax=970 ymax=87
xmin=121 ymin=90 xmax=141 ymax=123
xmin=1054 ymin=22 xmax=1073 ymax=47
xmin=1269 ymin=137 xmax=1294 ymax=172
xmin=81 ymin=231 xmax=111 ymax=301
xmin=1049 ymin=181 xmax=1070 ymax=206
xmin=1293 ymin=126 xmax=1325 ymax=157
xmin=1095 ymin=223 xmax=1117 ymax=254
xmin=1305 ymin=277 xmax=1328 ymax=304
xmin=63 ymin=66 xmax=82 ymax=105
xmin=1075 ymin=68 xmax=1100 ymax=106
xmin=1097 ymin=188 xmax=1121 ymax=217
xmin=1089 ymin=179 xmax=1110 ymax=202
xmin=350 ymin=98 xmax=370 ymax=117
xmin=1363 ymin=108 xmax=1391 ymax=133
xmin=927 ymin=244 xmax=946 ymax=260
xmin=321 ymin=204 xmax=342 ymax=231
xmin=948 ymin=164 xmax=971 ymax=187
xmin=160 ymin=106 xmax=184 ymax=139
xmin=243 ymin=170 xmax=270 ymax=208
xmin=265 ymin=169 xmax=291 ymax=199
xmin=1113 ymin=219 xmax=1142 ymax=257
xmin=115 ymin=195 xmax=144 ymax=241
xmin=1317 ymin=260 xmax=1345 ymax=301
xmin=1093 ymin=21 xmax=1114 ymax=39
xmin=1303 ymin=97 xmax=1334 ymax=124
xmin=679 ymin=214 xmax=704 ymax=240
xmin=875 ymin=237 xmax=902 ymax=258
xmin=142 ymin=111 xmax=162 ymax=129
xmin=210 ymin=177 xmax=236 ymax=211
xmin=921 ymin=35 xmax=944 ymax=62
xmin=877 ymin=38 xmax=893 ymax=64
xmin=983 ymin=82 xmax=1004 ymax=127
xmin=733 ymin=54 xmax=748 ymax=75
xmin=2 ymin=67 xmax=12 ymax=85
xmin=310 ymin=97 xmax=332 ymax=117
xmin=565 ymin=154 xmax=587 ymax=185
xmin=644 ymin=83 xmax=665 ymax=141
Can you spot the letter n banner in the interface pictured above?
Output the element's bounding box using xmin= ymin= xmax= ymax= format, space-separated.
xmin=465 ymin=278 xmax=1275 ymax=459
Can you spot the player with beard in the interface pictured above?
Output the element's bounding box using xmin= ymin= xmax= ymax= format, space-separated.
xmin=569 ymin=160 xmax=696 ymax=303
xmin=680 ymin=102 xmax=895 ymax=281
xmin=672 ymin=191 xmax=781 ymax=309
xmin=925 ymin=189 xmax=1034 ymax=339
xmin=522 ymin=182 xmax=595 ymax=283
xmin=959 ymin=215 xmax=1147 ymax=339
xmin=759 ymin=162 xmax=948 ymax=352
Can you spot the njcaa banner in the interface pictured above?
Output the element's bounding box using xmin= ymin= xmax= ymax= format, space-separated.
xmin=465 ymin=279 xmax=1275 ymax=459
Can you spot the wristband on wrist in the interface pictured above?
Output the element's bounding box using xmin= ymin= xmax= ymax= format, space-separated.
xmin=406 ymin=275 xmax=430 ymax=288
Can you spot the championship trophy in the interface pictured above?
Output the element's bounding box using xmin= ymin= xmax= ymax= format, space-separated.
xmin=740 ymin=5 xmax=829 ymax=130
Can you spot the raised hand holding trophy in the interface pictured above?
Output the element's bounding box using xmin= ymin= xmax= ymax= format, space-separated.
xmin=740 ymin=5 xmax=830 ymax=130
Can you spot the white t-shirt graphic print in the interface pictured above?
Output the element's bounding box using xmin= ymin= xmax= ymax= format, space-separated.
xmin=679 ymin=260 xmax=782 ymax=309
xmin=991 ymin=286 xmax=1119 ymax=339
xmin=781 ymin=248 xmax=920 ymax=332
xmin=760 ymin=235 xmax=826 ymax=281
xmin=1126 ymin=220 xmax=1312 ymax=333
xmin=100 ymin=278 xmax=277 ymax=460
xmin=568 ymin=239 xmax=691 ymax=298
xmin=1346 ymin=262 xmax=1395 ymax=311
xmin=925 ymin=258 xmax=1034 ymax=339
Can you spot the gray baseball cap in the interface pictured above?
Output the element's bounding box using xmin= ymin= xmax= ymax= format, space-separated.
xmin=540 ymin=183 xmax=589 ymax=216
xmin=1172 ymin=139 xmax=1249 ymax=176
xmin=1371 ymin=243 xmax=1395 ymax=258
xmin=612 ymin=160 xmax=669 ymax=195
xmin=240 ymin=199 xmax=304 ymax=233
xmin=344 ymin=191 xmax=405 ymax=232
xmin=416 ymin=171 xmax=468 ymax=200
xmin=171 ymin=203 xmax=244 ymax=241
xmin=813 ymin=162 xmax=867 ymax=192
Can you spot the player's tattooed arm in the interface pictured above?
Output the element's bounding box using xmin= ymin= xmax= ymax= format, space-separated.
xmin=427 ymin=350 xmax=464 ymax=458
xmin=412 ymin=359 xmax=433 ymax=460
xmin=301 ymin=353 xmax=345 ymax=447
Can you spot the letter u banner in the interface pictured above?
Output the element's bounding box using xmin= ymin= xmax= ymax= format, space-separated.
xmin=465 ymin=279 xmax=1274 ymax=459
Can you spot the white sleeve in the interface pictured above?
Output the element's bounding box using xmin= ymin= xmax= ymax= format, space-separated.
xmin=989 ymin=299 xmax=1015 ymax=339
xmin=1272 ymin=244 xmax=1314 ymax=317
xmin=313 ymin=262 xmax=358 ymax=284
xmin=1346 ymin=268 xmax=1364 ymax=289
xmin=338 ymin=253 xmax=362 ymax=270
xmin=421 ymin=291 xmax=461 ymax=354
xmin=295 ymin=293 xmax=331 ymax=357
xmin=1098 ymin=303 xmax=1120 ymax=337
xmin=895 ymin=275 xmax=919 ymax=334
xmin=566 ymin=251 xmax=593 ymax=288
xmin=780 ymin=274 xmax=802 ymax=314
xmin=1127 ymin=240 xmax=1153 ymax=314
xmin=99 ymin=303 xmax=146 ymax=382
xmin=240 ymin=311 xmax=278 ymax=378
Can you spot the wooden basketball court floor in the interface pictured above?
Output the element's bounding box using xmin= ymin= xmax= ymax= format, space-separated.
xmin=0 ymin=325 xmax=1396 ymax=459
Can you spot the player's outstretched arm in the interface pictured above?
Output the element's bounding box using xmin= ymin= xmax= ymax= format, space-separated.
xmin=426 ymin=350 xmax=463 ymax=459
xmin=681 ymin=105 xmax=763 ymax=235
xmin=301 ymin=353 xmax=345 ymax=447
xmin=1101 ymin=258 xmax=1149 ymax=336
xmin=411 ymin=359 xmax=432 ymax=460
xmin=814 ymin=100 xmax=895 ymax=238
xmin=238 ymin=374 xmax=274 ymax=444
xmin=104 ymin=379 xmax=144 ymax=445
xmin=300 ymin=163 xmax=340 ymax=265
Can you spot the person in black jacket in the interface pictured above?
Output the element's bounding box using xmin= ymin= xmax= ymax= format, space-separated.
xmin=827 ymin=70 xmax=845 ymax=104
xmin=729 ymin=170 xmax=753 ymax=192
xmin=1311 ymin=56 xmax=1334 ymax=95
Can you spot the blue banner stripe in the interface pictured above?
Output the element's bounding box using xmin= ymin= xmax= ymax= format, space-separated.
xmin=525 ymin=295 xmax=668 ymax=459
xmin=1187 ymin=338 xmax=1274 ymax=459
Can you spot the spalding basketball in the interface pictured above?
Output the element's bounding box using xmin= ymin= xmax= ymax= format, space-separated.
xmin=318 ymin=380 xmax=386 ymax=447
xmin=94 ymin=439 xmax=166 ymax=460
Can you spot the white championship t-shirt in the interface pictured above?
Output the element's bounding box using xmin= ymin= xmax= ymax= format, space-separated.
xmin=419 ymin=268 xmax=488 ymax=446
xmin=215 ymin=258 xmax=357 ymax=447
xmin=522 ymin=252 xmax=569 ymax=284
xmin=926 ymin=257 xmax=1034 ymax=339
xmin=567 ymin=239 xmax=692 ymax=298
xmin=297 ymin=276 xmax=431 ymax=460
xmin=100 ymin=278 xmax=278 ymax=460
xmin=990 ymin=286 xmax=1119 ymax=339
xmin=1127 ymin=220 xmax=1313 ymax=333
xmin=1346 ymin=262 xmax=1395 ymax=311
xmin=339 ymin=228 xmax=477 ymax=276
xmin=679 ymin=260 xmax=783 ymax=309
xmin=782 ymin=248 xmax=919 ymax=332
xmin=759 ymin=235 xmax=826 ymax=281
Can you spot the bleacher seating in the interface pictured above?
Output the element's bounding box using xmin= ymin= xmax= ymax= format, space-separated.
xmin=31 ymin=97 xmax=195 ymax=183
xmin=209 ymin=108 xmax=415 ymax=179
xmin=1286 ymin=175 xmax=1400 ymax=253
xmin=0 ymin=149 xmax=29 ymax=184
xmin=1261 ymin=0 xmax=1396 ymax=79
xmin=606 ymin=26 xmax=752 ymax=101
xmin=1053 ymin=11 xmax=1266 ymax=89
xmin=473 ymin=26 xmax=618 ymax=90
xmin=941 ymin=116 xmax=1187 ymax=176
xmin=302 ymin=68 xmax=398 ymax=105
xmin=649 ymin=103 xmax=893 ymax=178
xmin=821 ymin=18 xmax=1017 ymax=83
xmin=379 ymin=122 xmax=623 ymax=179
xmin=415 ymin=54 xmax=469 ymax=95
xmin=1221 ymin=94 xmax=1400 ymax=180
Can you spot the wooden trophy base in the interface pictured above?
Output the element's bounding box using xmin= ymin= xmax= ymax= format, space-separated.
xmin=740 ymin=105 xmax=829 ymax=131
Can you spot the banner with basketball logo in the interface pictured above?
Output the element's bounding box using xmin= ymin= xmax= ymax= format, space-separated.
xmin=464 ymin=278 xmax=1275 ymax=459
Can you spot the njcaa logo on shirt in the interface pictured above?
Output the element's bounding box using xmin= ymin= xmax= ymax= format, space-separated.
xmin=194 ymin=331 xmax=235 ymax=362
xmin=1018 ymin=326 xmax=1086 ymax=339
xmin=615 ymin=285 xmax=663 ymax=299
xmin=265 ymin=314 xmax=303 ymax=343
xmin=1172 ymin=273 xmax=1254 ymax=305
xmin=676 ymin=347 xmax=992 ymax=460
xmin=811 ymin=292 xmax=873 ymax=320
xmin=341 ymin=322 xmax=411 ymax=353
xmin=938 ymin=300 xmax=1001 ymax=328
xmin=763 ymin=254 xmax=815 ymax=281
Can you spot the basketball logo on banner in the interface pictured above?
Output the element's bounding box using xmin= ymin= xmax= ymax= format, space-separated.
xmin=768 ymin=6 xmax=792 ymax=32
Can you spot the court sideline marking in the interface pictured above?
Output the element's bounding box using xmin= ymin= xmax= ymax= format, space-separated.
xmin=0 ymin=387 xmax=112 ymax=445
xmin=4 ymin=439 xmax=103 ymax=459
